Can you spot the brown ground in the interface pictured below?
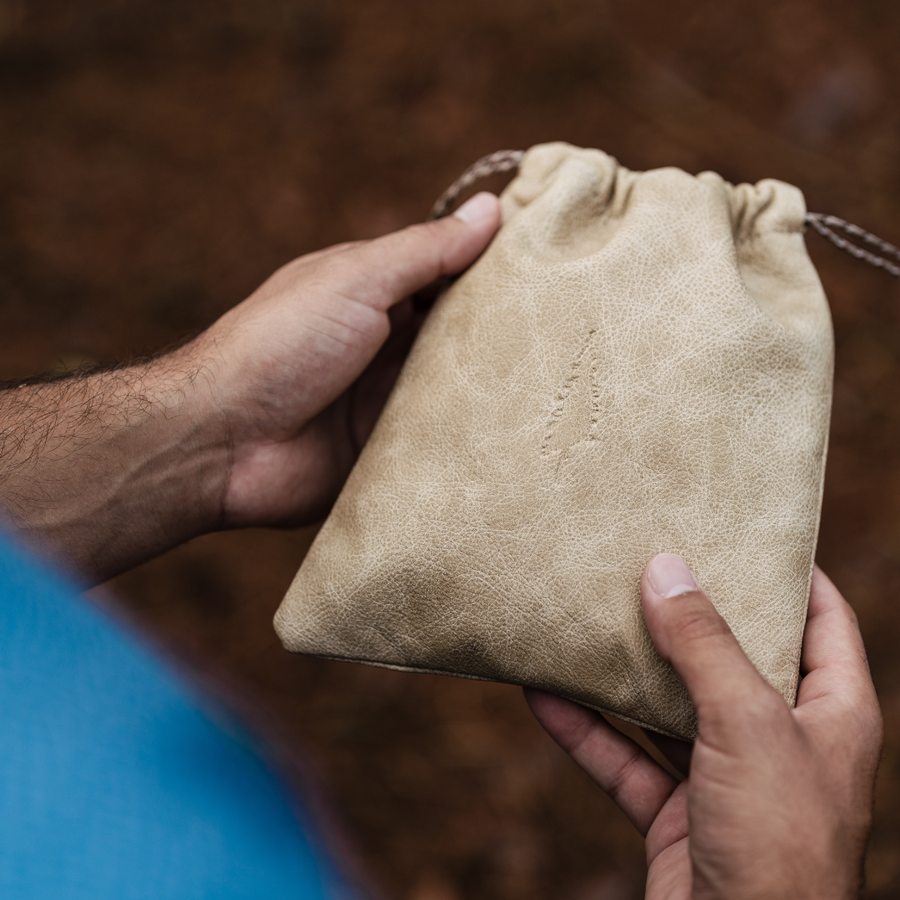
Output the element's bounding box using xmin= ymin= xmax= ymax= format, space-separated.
xmin=2 ymin=1 xmax=900 ymax=897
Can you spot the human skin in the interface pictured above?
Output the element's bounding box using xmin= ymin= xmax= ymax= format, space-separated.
xmin=527 ymin=555 xmax=884 ymax=900
xmin=0 ymin=191 xmax=503 ymax=583
xmin=0 ymin=189 xmax=884 ymax=896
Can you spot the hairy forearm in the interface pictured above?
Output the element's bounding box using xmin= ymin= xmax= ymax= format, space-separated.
xmin=0 ymin=204 xmax=502 ymax=579
xmin=0 ymin=349 xmax=228 ymax=583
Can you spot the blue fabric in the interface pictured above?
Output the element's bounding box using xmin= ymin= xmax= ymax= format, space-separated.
xmin=0 ymin=533 xmax=350 ymax=899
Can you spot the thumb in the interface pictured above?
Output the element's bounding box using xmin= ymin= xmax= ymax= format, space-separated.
xmin=347 ymin=192 xmax=502 ymax=308
xmin=642 ymin=554 xmax=781 ymax=736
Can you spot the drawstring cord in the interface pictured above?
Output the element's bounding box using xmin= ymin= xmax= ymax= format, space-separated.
xmin=428 ymin=150 xmax=525 ymax=221
xmin=430 ymin=150 xmax=900 ymax=280
xmin=804 ymin=213 xmax=900 ymax=279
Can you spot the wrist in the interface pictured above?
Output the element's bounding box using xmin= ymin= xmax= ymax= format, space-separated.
xmin=95 ymin=344 xmax=235 ymax=571
xmin=135 ymin=342 xmax=234 ymax=535
xmin=0 ymin=347 xmax=232 ymax=582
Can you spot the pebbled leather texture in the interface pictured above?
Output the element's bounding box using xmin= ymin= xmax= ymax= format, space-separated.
xmin=275 ymin=142 xmax=834 ymax=740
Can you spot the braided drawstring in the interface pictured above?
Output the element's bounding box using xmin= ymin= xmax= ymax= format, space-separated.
xmin=428 ymin=150 xmax=525 ymax=221
xmin=804 ymin=213 xmax=900 ymax=279
xmin=430 ymin=150 xmax=900 ymax=280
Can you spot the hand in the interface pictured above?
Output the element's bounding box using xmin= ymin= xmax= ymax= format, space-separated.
xmin=0 ymin=192 xmax=501 ymax=581
xmin=191 ymin=190 xmax=502 ymax=529
xmin=527 ymin=556 xmax=883 ymax=900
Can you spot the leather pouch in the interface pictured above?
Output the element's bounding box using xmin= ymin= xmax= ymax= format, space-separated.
xmin=274 ymin=142 xmax=834 ymax=740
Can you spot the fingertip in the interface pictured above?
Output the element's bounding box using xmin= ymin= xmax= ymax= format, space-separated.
xmin=524 ymin=689 xmax=598 ymax=743
xmin=523 ymin=687 xmax=574 ymax=721
xmin=453 ymin=191 xmax=502 ymax=225
xmin=522 ymin=685 xmax=544 ymax=712
xmin=808 ymin=565 xmax=846 ymax=616
xmin=806 ymin=566 xmax=865 ymax=647
xmin=640 ymin=554 xmax=703 ymax=659
xmin=645 ymin=554 xmax=700 ymax=601
xmin=443 ymin=191 xmax=502 ymax=263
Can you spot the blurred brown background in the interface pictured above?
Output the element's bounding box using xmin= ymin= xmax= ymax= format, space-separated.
xmin=2 ymin=1 xmax=900 ymax=897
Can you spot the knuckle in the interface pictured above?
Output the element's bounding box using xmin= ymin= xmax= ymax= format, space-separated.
xmin=397 ymin=220 xmax=441 ymax=249
xmin=417 ymin=218 xmax=453 ymax=240
xmin=745 ymin=684 xmax=789 ymax=723
xmin=331 ymin=239 xmax=366 ymax=254
xmin=852 ymin=694 xmax=884 ymax=748
xmin=377 ymin=223 xmax=445 ymax=273
xmin=668 ymin=596 xmax=731 ymax=646
xmin=307 ymin=251 xmax=347 ymax=281
xmin=839 ymin=600 xmax=864 ymax=637
xmin=698 ymin=681 xmax=783 ymax=729
xmin=605 ymin=746 xmax=644 ymax=801
xmin=857 ymin=644 xmax=875 ymax=678
xmin=696 ymin=692 xmax=788 ymax=750
xmin=830 ymin=703 xmax=884 ymax=770
xmin=554 ymin=713 xmax=595 ymax=756
xmin=312 ymin=256 xmax=340 ymax=282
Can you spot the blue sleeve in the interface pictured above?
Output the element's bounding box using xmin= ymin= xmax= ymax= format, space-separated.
xmin=0 ymin=531 xmax=356 ymax=900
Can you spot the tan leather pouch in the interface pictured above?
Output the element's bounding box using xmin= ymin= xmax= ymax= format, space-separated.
xmin=274 ymin=142 xmax=833 ymax=740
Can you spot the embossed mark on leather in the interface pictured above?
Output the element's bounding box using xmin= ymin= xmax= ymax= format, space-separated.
xmin=541 ymin=328 xmax=606 ymax=456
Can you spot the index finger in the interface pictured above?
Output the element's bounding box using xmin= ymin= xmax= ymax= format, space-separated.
xmin=796 ymin=566 xmax=876 ymax=708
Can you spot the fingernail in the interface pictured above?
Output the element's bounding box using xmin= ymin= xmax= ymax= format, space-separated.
xmin=453 ymin=191 xmax=497 ymax=224
xmin=647 ymin=554 xmax=699 ymax=599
